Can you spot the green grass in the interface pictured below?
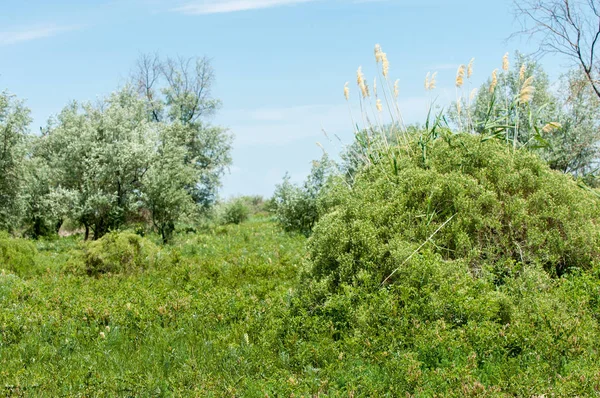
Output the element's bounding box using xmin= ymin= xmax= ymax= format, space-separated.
xmin=1 ymin=218 xmax=307 ymax=396
xmin=2 ymin=217 xmax=600 ymax=396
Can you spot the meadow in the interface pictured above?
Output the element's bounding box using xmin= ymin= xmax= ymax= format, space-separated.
xmin=3 ymin=30 xmax=600 ymax=396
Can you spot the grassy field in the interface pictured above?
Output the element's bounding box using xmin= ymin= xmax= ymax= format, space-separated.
xmin=2 ymin=215 xmax=600 ymax=396
xmin=1 ymin=218 xmax=309 ymax=396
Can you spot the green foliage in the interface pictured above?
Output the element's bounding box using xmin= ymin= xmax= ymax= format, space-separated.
xmin=81 ymin=231 xmax=164 ymax=276
xmin=0 ymin=90 xmax=31 ymax=232
xmin=220 ymin=198 xmax=250 ymax=225
xmin=272 ymin=154 xmax=336 ymax=236
xmin=1 ymin=218 xmax=600 ymax=395
xmin=0 ymin=232 xmax=38 ymax=277
xmin=452 ymin=53 xmax=600 ymax=179
xmin=305 ymin=134 xmax=600 ymax=300
xmin=543 ymin=70 xmax=600 ymax=178
xmin=132 ymin=54 xmax=233 ymax=208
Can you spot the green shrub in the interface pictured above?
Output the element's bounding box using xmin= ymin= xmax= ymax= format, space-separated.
xmin=305 ymin=133 xmax=600 ymax=298
xmin=82 ymin=231 xmax=164 ymax=276
xmin=221 ymin=199 xmax=250 ymax=225
xmin=272 ymin=154 xmax=335 ymax=236
xmin=0 ymin=232 xmax=38 ymax=277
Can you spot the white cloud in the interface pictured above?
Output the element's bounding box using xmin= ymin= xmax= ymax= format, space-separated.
xmin=173 ymin=0 xmax=318 ymax=14
xmin=0 ymin=24 xmax=81 ymax=46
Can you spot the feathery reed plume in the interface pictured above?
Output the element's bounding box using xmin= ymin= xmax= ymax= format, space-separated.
xmin=357 ymin=66 xmax=369 ymax=98
xmin=394 ymin=79 xmax=400 ymax=98
xmin=373 ymin=77 xmax=377 ymax=97
xmin=376 ymin=99 xmax=383 ymax=112
xmin=467 ymin=58 xmax=474 ymax=78
xmin=502 ymin=52 xmax=509 ymax=71
xmin=519 ymin=63 xmax=527 ymax=81
xmin=344 ymin=82 xmax=350 ymax=100
xmin=425 ymin=72 xmax=437 ymax=91
xmin=542 ymin=122 xmax=562 ymax=133
xmin=428 ymin=72 xmax=437 ymax=90
xmin=375 ymin=44 xmax=382 ymax=63
xmin=518 ymin=76 xmax=535 ymax=103
xmin=469 ymin=88 xmax=477 ymax=101
xmin=489 ymin=69 xmax=498 ymax=93
xmin=455 ymin=64 xmax=466 ymax=88
xmin=381 ymin=52 xmax=389 ymax=77
xmin=456 ymin=98 xmax=462 ymax=116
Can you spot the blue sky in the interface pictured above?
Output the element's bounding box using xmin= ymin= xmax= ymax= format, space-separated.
xmin=0 ymin=0 xmax=568 ymax=197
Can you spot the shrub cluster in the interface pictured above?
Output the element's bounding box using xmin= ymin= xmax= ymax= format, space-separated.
xmin=0 ymin=232 xmax=38 ymax=277
xmin=81 ymin=231 xmax=164 ymax=276
xmin=305 ymin=134 xmax=600 ymax=298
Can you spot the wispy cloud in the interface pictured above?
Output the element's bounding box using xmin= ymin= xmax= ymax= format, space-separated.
xmin=173 ymin=0 xmax=318 ymax=15
xmin=0 ymin=24 xmax=81 ymax=46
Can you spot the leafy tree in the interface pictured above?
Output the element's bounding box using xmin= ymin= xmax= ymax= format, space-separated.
xmin=0 ymin=90 xmax=31 ymax=232
xmin=140 ymin=130 xmax=196 ymax=243
xmin=544 ymin=69 xmax=600 ymax=178
xmin=132 ymin=54 xmax=232 ymax=208
xmin=42 ymin=88 xmax=154 ymax=239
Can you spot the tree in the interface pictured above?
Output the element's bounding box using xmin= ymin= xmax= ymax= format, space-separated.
xmin=543 ymin=69 xmax=600 ymax=177
xmin=0 ymin=90 xmax=31 ymax=232
xmin=513 ymin=0 xmax=600 ymax=99
xmin=42 ymin=88 xmax=154 ymax=240
xmin=132 ymin=54 xmax=232 ymax=208
xmin=140 ymin=128 xmax=196 ymax=243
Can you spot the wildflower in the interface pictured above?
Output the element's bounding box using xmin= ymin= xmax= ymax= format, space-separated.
xmin=99 ymin=332 xmax=106 ymax=339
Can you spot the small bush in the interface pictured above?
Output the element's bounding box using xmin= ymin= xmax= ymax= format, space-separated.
xmin=272 ymin=154 xmax=335 ymax=236
xmin=82 ymin=231 xmax=163 ymax=276
xmin=0 ymin=232 xmax=38 ymax=277
xmin=221 ymin=199 xmax=250 ymax=225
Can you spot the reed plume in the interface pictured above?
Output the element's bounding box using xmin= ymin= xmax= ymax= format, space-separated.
xmin=456 ymin=64 xmax=465 ymax=88
xmin=489 ymin=69 xmax=498 ymax=93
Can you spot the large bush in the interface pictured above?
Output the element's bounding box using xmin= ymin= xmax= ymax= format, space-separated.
xmin=305 ymin=133 xmax=600 ymax=299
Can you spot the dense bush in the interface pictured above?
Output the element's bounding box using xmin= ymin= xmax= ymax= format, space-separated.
xmin=277 ymin=134 xmax=600 ymax=395
xmin=81 ymin=231 xmax=164 ymax=275
xmin=305 ymin=134 xmax=600 ymax=300
xmin=220 ymin=198 xmax=250 ymax=225
xmin=0 ymin=232 xmax=38 ymax=277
